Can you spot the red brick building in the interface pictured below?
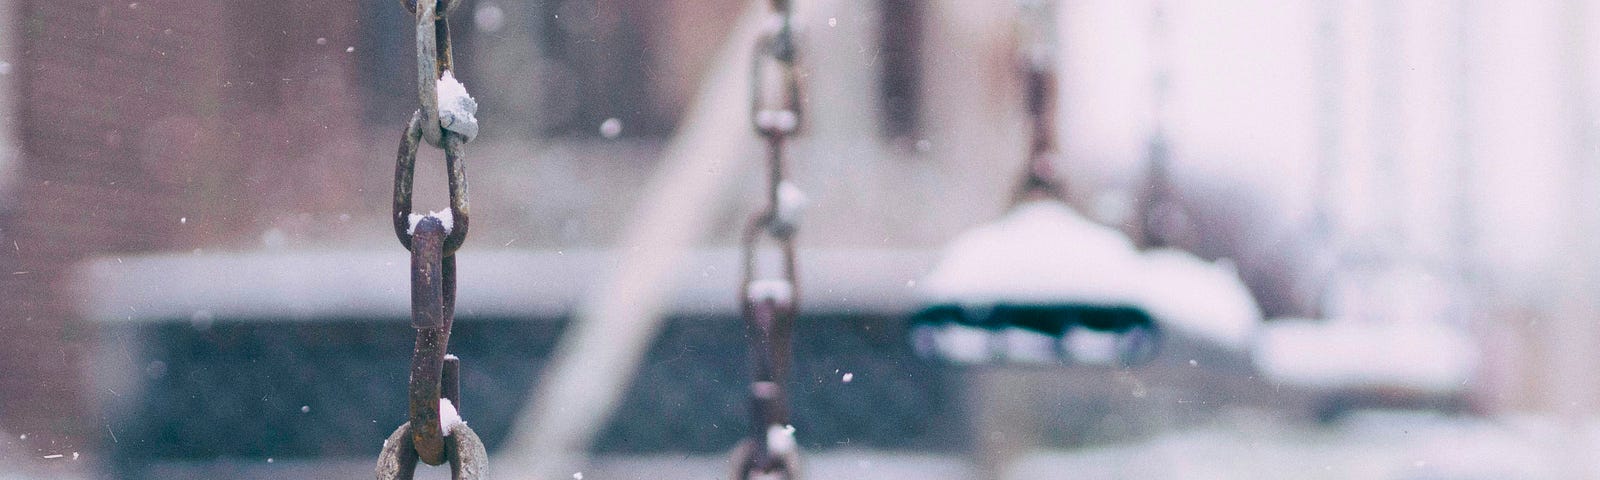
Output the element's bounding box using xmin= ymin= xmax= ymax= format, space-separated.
xmin=1 ymin=0 xmax=364 ymax=454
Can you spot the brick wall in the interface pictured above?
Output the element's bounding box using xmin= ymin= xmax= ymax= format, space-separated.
xmin=0 ymin=0 xmax=361 ymax=453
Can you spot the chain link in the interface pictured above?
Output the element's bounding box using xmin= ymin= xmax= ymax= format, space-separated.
xmin=398 ymin=0 xmax=463 ymax=14
xmin=734 ymin=2 xmax=805 ymax=479
xmin=379 ymin=0 xmax=483 ymax=477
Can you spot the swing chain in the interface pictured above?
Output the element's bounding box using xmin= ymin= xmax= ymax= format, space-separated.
xmin=735 ymin=1 xmax=805 ymax=479
xmin=1014 ymin=0 xmax=1066 ymax=203
xmin=378 ymin=0 xmax=484 ymax=478
xmin=398 ymin=0 xmax=462 ymax=14
xmin=750 ymin=0 xmax=803 ymax=141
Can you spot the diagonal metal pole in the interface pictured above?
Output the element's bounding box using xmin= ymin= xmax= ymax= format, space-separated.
xmin=493 ymin=3 xmax=778 ymax=478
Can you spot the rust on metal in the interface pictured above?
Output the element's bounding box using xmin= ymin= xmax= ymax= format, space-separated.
xmin=376 ymin=421 xmax=488 ymax=480
xmin=734 ymin=1 xmax=805 ymax=478
xmin=380 ymin=0 xmax=480 ymax=476
xmin=407 ymin=218 xmax=452 ymax=465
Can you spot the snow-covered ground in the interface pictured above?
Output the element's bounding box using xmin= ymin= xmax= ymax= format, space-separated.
xmin=1139 ymin=248 xmax=1261 ymax=351
xmin=1254 ymin=318 xmax=1477 ymax=394
xmin=1254 ymin=262 xmax=1477 ymax=394
xmin=1005 ymin=410 xmax=1600 ymax=480
xmin=116 ymin=411 xmax=1600 ymax=480
xmin=128 ymin=451 xmax=977 ymax=480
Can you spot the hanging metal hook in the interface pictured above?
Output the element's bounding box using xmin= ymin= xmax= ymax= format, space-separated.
xmin=730 ymin=435 xmax=801 ymax=480
xmin=375 ymin=420 xmax=488 ymax=480
xmin=378 ymin=351 xmax=482 ymax=479
xmin=404 ymin=217 xmax=455 ymax=466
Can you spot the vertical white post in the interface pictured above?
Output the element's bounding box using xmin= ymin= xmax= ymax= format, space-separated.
xmin=493 ymin=3 xmax=780 ymax=478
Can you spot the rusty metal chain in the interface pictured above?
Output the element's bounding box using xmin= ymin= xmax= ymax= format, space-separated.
xmin=398 ymin=0 xmax=463 ymax=14
xmin=1013 ymin=0 xmax=1066 ymax=203
xmin=378 ymin=0 xmax=484 ymax=478
xmin=733 ymin=1 xmax=805 ymax=479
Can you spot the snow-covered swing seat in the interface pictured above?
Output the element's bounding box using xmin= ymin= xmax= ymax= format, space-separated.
xmin=909 ymin=198 xmax=1262 ymax=366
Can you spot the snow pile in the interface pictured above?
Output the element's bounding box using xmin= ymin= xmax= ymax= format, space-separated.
xmin=1004 ymin=411 xmax=1564 ymax=479
xmin=766 ymin=424 xmax=798 ymax=456
xmin=746 ymin=278 xmax=794 ymax=304
xmin=910 ymin=323 xmax=992 ymax=364
xmin=918 ymin=200 xmax=1262 ymax=351
xmin=920 ymin=200 xmax=1144 ymax=305
xmin=439 ymin=398 xmax=466 ymax=436
xmin=436 ymin=71 xmax=479 ymax=141
xmin=406 ymin=209 xmax=455 ymax=235
xmin=774 ymin=181 xmax=808 ymax=230
xmin=755 ymin=109 xmax=799 ymax=134
xmin=1253 ymin=318 xmax=1476 ymax=393
xmin=1139 ymin=249 xmax=1261 ymax=350
xmin=911 ymin=323 xmax=1133 ymax=365
xmin=1000 ymin=327 xmax=1060 ymax=363
xmin=1062 ymin=329 xmax=1122 ymax=364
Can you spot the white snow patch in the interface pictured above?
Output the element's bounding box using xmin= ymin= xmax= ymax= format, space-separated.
xmin=1004 ymin=412 xmax=1566 ymax=479
xmin=755 ymin=109 xmax=799 ymax=133
xmin=746 ymin=278 xmax=794 ymax=304
xmin=767 ymin=424 xmax=798 ymax=456
xmin=440 ymin=398 xmax=465 ymax=436
xmin=1001 ymin=327 xmax=1058 ymax=363
xmin=1063 ymin=329 xmax=1121 ymax=365
xmin=436 ymin=71 xmax=479 ymax=141
xmin=1139 ymin=249 xmax=1261 ymax=350
xmin=926 ymin=324 xmax=993 ymax=364
xmin=920 ymin=200 xmax=1144 ymax=305
xmin=1254 ymin=318 xmax=1476 ymax=393
xmin=406 ymin=209 xmax=455 ymax=236
xmin=774 ymin=181 xmax=808 ymax=229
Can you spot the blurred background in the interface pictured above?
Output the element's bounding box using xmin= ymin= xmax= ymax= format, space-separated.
xmin=0 ymin=0 xmax=1593 ymax=478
